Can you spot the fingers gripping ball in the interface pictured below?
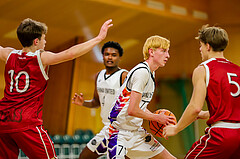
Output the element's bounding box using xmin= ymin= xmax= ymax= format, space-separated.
xmin=149 ymin=109 xmax=177 ymax=138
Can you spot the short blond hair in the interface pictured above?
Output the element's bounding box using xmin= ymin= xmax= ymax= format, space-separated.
xmin=143 ymin=35 xmax=170 ymax=60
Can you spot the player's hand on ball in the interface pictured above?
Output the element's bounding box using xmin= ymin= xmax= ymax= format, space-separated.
xmin=156 ymin=111 xmax=176 ymax=125
xmin=149 ymin=109 xmax=177 ymax=138
xmin=72 ymin=93 xmax=84 ymax=106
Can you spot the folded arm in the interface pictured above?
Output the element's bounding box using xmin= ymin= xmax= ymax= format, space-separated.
xmin=128 ymin=91 xmax=175 ymax=125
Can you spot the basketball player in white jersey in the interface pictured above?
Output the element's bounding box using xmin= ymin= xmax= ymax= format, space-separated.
xmin=106 ymin=36 xmax=176 ymax=159
xmin=72 ymin=41 xmax=128 ymax=159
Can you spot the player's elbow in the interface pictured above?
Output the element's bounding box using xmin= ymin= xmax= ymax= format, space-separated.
xmin=66 ymin=50 xmax=76 ymax=60
xmin=189 ymin=104 xmax=202 ymax=115
xmin=194 ymin=108 xmax=202 ymax=115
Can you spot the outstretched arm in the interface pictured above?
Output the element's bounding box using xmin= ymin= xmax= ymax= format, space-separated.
xmin=163 ymin=66 xmax=207 ymax=138
xmin=41 ymin=19 xmax=113 ymax=66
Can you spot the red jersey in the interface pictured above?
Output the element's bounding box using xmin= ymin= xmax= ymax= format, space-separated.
xmin=202 ymin=58 xmax=240 ymax=125
xmin=0 ymin=50 xmax=49 ymax=133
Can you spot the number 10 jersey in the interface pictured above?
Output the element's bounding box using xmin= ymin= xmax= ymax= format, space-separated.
xmin=0 ymin=50 xmax=49 ymax=133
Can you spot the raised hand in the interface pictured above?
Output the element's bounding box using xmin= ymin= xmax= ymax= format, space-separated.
xmin=72 ymin=93 xmax=84 ymax=106
xmin=97 ymin=19 xmax=113 ymax=41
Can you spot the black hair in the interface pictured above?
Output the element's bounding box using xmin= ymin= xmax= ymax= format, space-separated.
xmin=101 ymin=41 xmax=123 ymax=57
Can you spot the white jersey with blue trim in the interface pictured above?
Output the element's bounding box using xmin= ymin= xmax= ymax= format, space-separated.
xmin=97 ymin=69 xmax=127 ymax=126
xmin=109 ymin=62 xmax=155 ymax=130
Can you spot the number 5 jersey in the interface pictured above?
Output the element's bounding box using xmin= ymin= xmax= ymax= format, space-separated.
xmin=201 ymin=58 xmax=240 ymax=125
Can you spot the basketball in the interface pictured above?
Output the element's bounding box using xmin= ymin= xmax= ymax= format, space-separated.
xmin=149 ymin=109 xmax=177 ymax=138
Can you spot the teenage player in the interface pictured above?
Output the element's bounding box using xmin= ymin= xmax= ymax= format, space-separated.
xmin=0 ymin=18 xmax=113 ymax=159
xmin=163 ymin=25 xmax=240 ymax=159
xmin=72 ymin=41 xmax=128 ymax=159
xmin=106 ymin=35 xmax=176 ymax=159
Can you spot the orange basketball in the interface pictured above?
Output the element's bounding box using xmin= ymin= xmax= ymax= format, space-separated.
xmin=149 ymin=109 xmax=177 ymax=138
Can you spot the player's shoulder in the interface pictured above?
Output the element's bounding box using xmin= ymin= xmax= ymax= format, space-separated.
xmin=193 ymin=65 xmax=205 ymax=74
xmin=127 ymin=63 xmax=149 ymax=78
xmin=0 ymin=47 xmax=15 ymax=61
xmin=96 ymin=69 xmax=106 ymax=78
xmin=99 ymin=69 xmax=106 ymax=74
xmin=192 ymin=65 xmax=206 ymax=82
xmin=118 ymin=68 xmax=128 ymax=77
xmin=133 ymin=66 xmax=149 ymax=74
xmin=132 ymin=62 xmax=150 ymax=72
xmin=121 ymin=69 xmax=128 ymax=77
xmin=0 ymin=47 xmax=14 ymax=52
xmin=200 ymin=58 xmax=216 ymax=66
xmin=120 ymin=68 xmax=128 ymax=73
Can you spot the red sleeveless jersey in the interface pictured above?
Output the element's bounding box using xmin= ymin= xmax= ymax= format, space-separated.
xmin=0 ymin=50 xmax=49 ymax=133
xmin=202 ymin=58 xmax=240 ymax=125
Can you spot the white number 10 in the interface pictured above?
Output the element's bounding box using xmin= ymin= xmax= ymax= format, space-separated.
xmin=8 ymin=70 xmax=29 ymax=93
xmin=227 ymin=73 xmax=240 ymax=97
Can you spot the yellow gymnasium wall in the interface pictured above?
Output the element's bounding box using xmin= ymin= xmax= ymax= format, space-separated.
xmin=67 ymin=55 xmax=105 ymax=135
xmin=0 ymin=61 xmax=5 ymax=98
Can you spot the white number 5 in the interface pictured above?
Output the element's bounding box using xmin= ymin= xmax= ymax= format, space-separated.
xmin=227 ymin=73 xmax=240 ymax=97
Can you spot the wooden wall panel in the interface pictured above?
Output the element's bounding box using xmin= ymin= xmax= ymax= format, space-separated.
xmin=42 ymin=37 xmax=83 ymax=135
xmin=0 ymin=61 xmax=5 ymax=98
xmin=67 ymin=57 xmax=104 ymax=135
xmin=43 ymin=60 xmax=74 ymax=135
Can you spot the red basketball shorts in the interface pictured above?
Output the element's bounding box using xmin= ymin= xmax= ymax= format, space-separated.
xmin=0 ymin=125 xmax=57 ymax=159
xmin=185 ymin=121 xmax=240 ymax=159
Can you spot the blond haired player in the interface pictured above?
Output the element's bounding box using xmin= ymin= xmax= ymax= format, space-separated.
xmin=106 ymin=35 xmax=176 ymax=159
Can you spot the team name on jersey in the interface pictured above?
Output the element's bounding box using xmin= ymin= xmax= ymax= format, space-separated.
xmin=97 ymin=87 xmax=115 ymax=95
xmin=142 ymin=92 xmax=154 ymax=98
xmin=0 ymin=108 xmax=23 ymax=122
